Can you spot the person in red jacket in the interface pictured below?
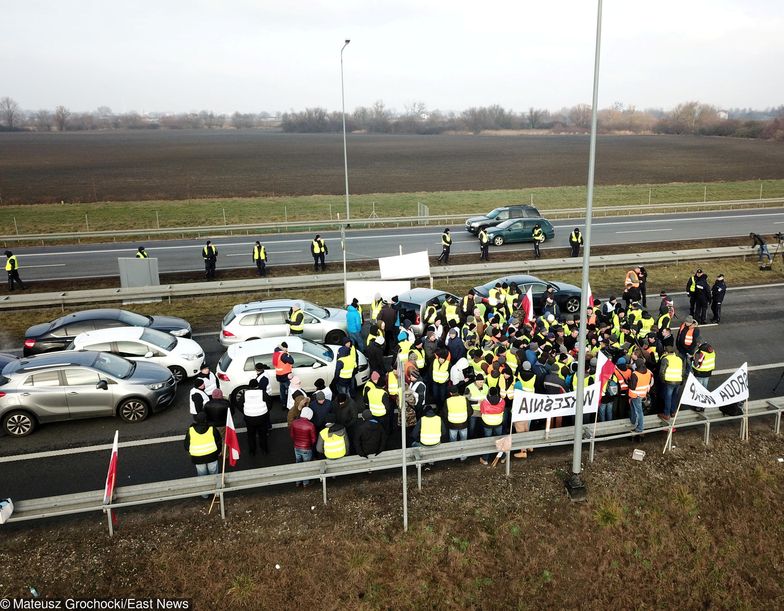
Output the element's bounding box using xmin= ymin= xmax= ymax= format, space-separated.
xmin=289 ymin=407 xmax=316 ymax=487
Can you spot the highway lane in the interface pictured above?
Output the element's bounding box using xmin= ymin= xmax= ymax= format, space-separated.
xmin=9 ymin=207 xmax=784 ymax=281
xmin=1 ymin=285 xmax=783 ymax=501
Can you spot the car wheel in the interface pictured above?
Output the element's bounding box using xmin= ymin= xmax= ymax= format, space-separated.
xmin=231 ymin=385 xmax=249 ymax=407
xmin=3 ymin=410 xmax=36 ymax=437
xmin=565 ymin=297 xmax=581 ymax=313
xmin=118 ymin=398 xmax=150 ymax=423
xmin=324 ymin=330 xmax=347 ymax=345
xmin=168 ymin=366 xmax=186 ymax=383
xmin=493 ymin=235 xmax=505 ymax=246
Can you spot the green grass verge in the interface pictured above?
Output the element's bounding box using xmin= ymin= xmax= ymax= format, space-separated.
xmin=3 ymin=178 xmax=783 ymax=235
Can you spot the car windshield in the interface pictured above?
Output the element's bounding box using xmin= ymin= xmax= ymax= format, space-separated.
xmin=495 ymin=219 xmax=516 ymax=229
xmin=218 ymin=352 xmax=233 ymax=371
xmin=0 ymin=375 xmax=8 ymax=386
xmin=301 ymin=339 xmax=333 ymax=362
xmin=486 ymin=208 xmax=502 ymax=219
xmin=141 ymin=328 xmax=177 ymax=351
xmin=303 ymin=303 xmax=328 ymax=318
xmin=91 ymin=352 xmax=134 ymax=379
xmin=118 ymin=311 xmax=152 ymax=326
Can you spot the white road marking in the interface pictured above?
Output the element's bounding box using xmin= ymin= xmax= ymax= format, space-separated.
xmin=616 ymin=229 xmax=673 ymax=234
xmin=226 ymin=250 xmax=300 ymax=257
xmin=23 ymin=264 xmax=66 ymax=269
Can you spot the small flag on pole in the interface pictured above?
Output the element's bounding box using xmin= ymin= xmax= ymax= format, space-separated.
xmin=103 ymin=430 xmax=119 ymax=505
xmin=521 ymin=286 xmax=534 ymax=325
xmin=225 ymin=410 xmax=241 ymax=467
xmin=587 ymin=281 xmax=594 ymax=309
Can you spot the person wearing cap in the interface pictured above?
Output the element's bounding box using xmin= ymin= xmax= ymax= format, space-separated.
xmin=290 ymin=407 xmax=317 ymax=486
xmin=365 ymin=333 xmax=386 ymax=376
xmin=478 ymin=226 xmax=490 ymax=261
xmin=273 ymin=342 xmax=294 ymax=406
xmin=749 ymin=232 xmax=770 ymax=265
xmin=251 ymin=240 xmax=268 ymax=276
xmin=464 ymin=373 xmax=488 ymax=438
xmin=184 ymin=412 xmax=222 ymax=496
xmin=309 ymin=390 xmax=334 ymax=431
xmin=479 ymin=387 xmax=504 ymax=464
xmin=310 ymin=234 xmax=328 ymax=271
xmin=444 ymin=386 xmax=471 ymax=448
xmin=676 ymin=316 xmax=700 ymax=360
xmin=243 ymin=379 xmax=271 ymax=455
xmin=411 ymin=405 xmax=445 ymax=452
xmin=430 ymin=348 xmax=451 ymax=410
xmin=197 ymin=363 xmax=218 ymax=395
xmin=203 ymin=388 xmax=231 ymax=429
xmin=135 ymin=246 xmax=149 ymax=259
xmin=363 ymin=371 xmax=393 ymax=435
xmin=286 ymin=302 xmax=305 ymax=335
xmin=335 ymin=344 xmax=357 ymax=397
xmin=658 ymin=345 xmax=683 ymax=420
xmin=638 ymin=267 xmax=648 ymax=307
xmin=4 ymin=250 xmax=24 ymax=291
xmin=568 ymin=227 xmax=583 ymax=257
xmin=189 ymin=378 xmax=210 ymax=419
xmin=316 ymin=421 xmax=349 ymax=460
xmin=542 ymin=296 xmax=560 ymax=321
xmin=202 ymin=240 xmax=218 ymax=279
xmin=437 ymin=228 xmax=452 ymax=264
xmin=623 ymin=266 xmax=641 ymax=308
xmin=628 ymin=359 xmax=653 ymax=438
xmin=531 ymin=223 xmax=545 ymax=259
xmin=686 ymin=268 xmax=704 ymax=317
xmin=355 ymin=409 xmax=387 ymax=458
xmin=710 ymin=274 xmax=727 ymax=323
xmin=692 ymin=342 xmax=716 ymax=392
xmin=346 ymin=298 xmax=364 ymax=350
xmin=692 ymin=271 xmax=711 ymax=325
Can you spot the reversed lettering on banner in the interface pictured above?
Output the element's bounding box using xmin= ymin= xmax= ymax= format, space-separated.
xmin=681 ymin=363 xmax=749 ymax=409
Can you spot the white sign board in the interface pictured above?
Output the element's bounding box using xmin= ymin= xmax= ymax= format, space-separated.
xmin=378 ymin=251 xmax=430 ymax=280
xmin=680 ymin=363 xmax=749 ymax=409
xmin=344 ymin=280 xmax=412 ymax=306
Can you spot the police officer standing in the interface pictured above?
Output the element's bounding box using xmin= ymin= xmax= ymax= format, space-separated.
xmin=693 ymin=271 xmax=711 ymax=325
xmin=568 ymin=227 xmax=583 ymax=257
xmin=311 ymin=234 xmax=328 ymax=271
xmin=4 ymin=251 xmax=25 ymax=291
xmin=710 ymin=274 xmax=726 ymax=323
xmin=437 ymin=228 xmax=452 ymax=264
xmin=202 ymin=240 xmax=218 ymax=279
xmin=135 ymin=246 xmax=149 ymax=259
xmin=252 ymin=240 xmax=268 ymax=277
xmin=532 ymin=224 xmax=545 ymax=259
xmin=478 ymin=227 xmax=490 ymax=261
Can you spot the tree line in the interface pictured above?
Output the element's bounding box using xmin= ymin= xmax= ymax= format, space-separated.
xmin=1 ymin=96 xmax=782 ymax=141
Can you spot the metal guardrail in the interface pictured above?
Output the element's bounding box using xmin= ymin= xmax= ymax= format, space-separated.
xmin=0 ymin=245 xmax=755 ymax=312
xmin=6 ymin=397 xmax=783 ymax=527
xmin=1 ymin=197 xmax=782 ymax=244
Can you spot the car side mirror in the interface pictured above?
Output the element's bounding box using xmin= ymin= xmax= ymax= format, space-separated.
xmin=96 ymin=380 xmax=109 ymax=390
xmin=144 ymin=351 xmax=154 ymax=358
xmin=312 ymin=362 xmax=324 ymax=369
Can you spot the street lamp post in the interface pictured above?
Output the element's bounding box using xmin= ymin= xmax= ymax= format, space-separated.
xmin=566 ymin=0 xmax=603 ymax=502
xmin=340 ymin=39 xmax=351 ymax=222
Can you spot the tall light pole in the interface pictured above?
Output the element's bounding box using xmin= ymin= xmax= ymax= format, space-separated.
xmin=566 ymin=0 xmax=603 ymax=502
xmin=340 ymin=39 xmax=351 ymax=222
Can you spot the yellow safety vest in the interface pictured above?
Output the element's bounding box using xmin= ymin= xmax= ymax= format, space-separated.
xmin=570 ymin=231 xmax=581 ymax=244
xmin=479 ymin=230 xmax=489 ymax=245
xmin=432 ymin=359 xmax=450 ymax=384
xmin=387 ymin=370 xmax=400 ymax=396
xmin=470 ymin=359 xmax=485 ymax=376
xmin=442 ymin=232 xmax=452 ymax=246
xmin=444 ymin=303 xmax=459 ymax=325
xmin=446 ymin=395 xmax=469 ymax=425
xmin=371 ymin=299 xmax=384 ymax=320
xmin=688 ymin=276 xmax=696 ymax=293
xmin=481 ymin=403 xmax=504 ymax=427
xmin=639 ymin=316 xmax=654 ymax=335
xmin=367 ymin=386 xmax=388 ymax=417
xmin=662 ymin=354 xmax=684 ymax=383
xmin=412 ymin=348 xmax=425 ymax=370
xmin=5 ymin=255 xmax=18 ymax=271
xmin=253 ymin=245 xmax=267 ymax=261
xmin=532 ymin=228 xmax=545 ymax=242
xmin=693 ymin=350 xmax=716 ymax=373
xmin=135 ymin=251 xmax=148 ymax=259
xmin=419 ymin=415 xmax=442 ymax=446
xmin=188 ymin=427 xmax=218 ymax=457
xmin=202 ymin=245 xmax=217 ymax=258
xmin=424 ymin=304 xmax=438 ymax=324
xmin=397 ymin=340 xmax=412 ymax=361
xmin=488 ymin=288 xmax=502 ymax=307
xmin=320 ymin=428 xmax=346 ymax=459
xmin=338 ymin=353 xmax=356 ymax=379
xmin=657 ymin=313 xmax=671 ymax=330
xmin=312 ymin=239 xmax=324 ymax=254
xmin=465 ymin=383 xmax=488 ymax=406
xmin=518 ymin=376 xmax=536 ymax=392
xmin=289 ymin=308 xmax=304 ymax=333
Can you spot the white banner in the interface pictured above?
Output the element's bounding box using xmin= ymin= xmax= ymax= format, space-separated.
xmin=344 ymin=280 xmax=412 ymax=306
xmin=378 ymin=251 xmax=430 ymax=280
xmin=680 ymin=363 xmax=749 ymax=409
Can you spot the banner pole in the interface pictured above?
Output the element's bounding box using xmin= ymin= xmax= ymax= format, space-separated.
xmin=106 ymin=508 xmax=114 ymax=537
xmin=590 ymin=402 xmax=601 ymax=463
xmin=742 ymin=398 xmax=750 ymax=441
xmin=209 ymin=440 xmax=228 ymax=515
xmin=663 ymin=394 xmax=685 ymax=454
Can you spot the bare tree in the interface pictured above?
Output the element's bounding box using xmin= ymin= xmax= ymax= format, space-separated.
xmin=568 ymin=104 xmax=592 ymax=129
xmin=54 ymin=105 xmax=71 ymax=131
xmin=527 ymin=107 xmax=544 ymax=129
xmin=34 ymin=110 xmax=53 ymax=131
xmin=0 ymin=97 xmax=21 ymax=130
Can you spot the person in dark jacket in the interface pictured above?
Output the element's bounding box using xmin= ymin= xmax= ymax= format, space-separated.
xmin=309 ymin=391 xmax=334 ymax=431
xmin=365 ymin=335 xmax=387 ymax=376
xmin=446 ymin=328 xmax=466 ymax=363
xmin=354 ymin=409 xmax=388 ymax=457
xmin=378 ymin=301 xmax=399 ymax=354
xmin=203 ymin=388 xmax=231 ymax=427
xmin=710 ymin=274 xmax=727 ymax=323
xmin=184 ymin=412 xmax=222 ymax=497
xmin=692 ymin=272 xmax=711 ymax=324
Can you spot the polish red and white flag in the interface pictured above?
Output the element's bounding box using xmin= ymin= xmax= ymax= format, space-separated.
xmin=521 ymin=286 xmax=534 ymax=325
xmin=225 ymin=410 xmax=241 ymax=467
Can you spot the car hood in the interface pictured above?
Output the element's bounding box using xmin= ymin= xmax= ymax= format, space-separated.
xmin=466 ymin=215 xmax=491 ymax=225
xmin=551 ymin=281 xmax=581 ymax=293
xmin=149 ymin=315 xmax=191 ymax=332
xmin=171 ymin=337 xmax=204 ymax=358
xmin=128 ymin=360 xmax=175 ymax=384
xmin=25 ymin=322 xmax=52 ymax=339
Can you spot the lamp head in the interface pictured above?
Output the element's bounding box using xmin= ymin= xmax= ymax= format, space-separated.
xmin=345 ymin=39 xmax=351 ymax=44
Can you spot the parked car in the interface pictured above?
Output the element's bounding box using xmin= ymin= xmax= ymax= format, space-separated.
xmin=220 ymin=299 xmax=348 ymax=346
xmin=465 ymin=205 xmax=542 ymax=234
xmin=0 ymin=351 xmax=177 ymax=437
xmin=23 ymin=309 xmax=192 ymax=356
xmin=486 ymin=218 xmax=555 ymax=246
xmin=473 ymin=274 xmax=582 ymax=315
xmin=0 ymin=353 xmax=19 ymax=371
xmin=216 ymin=337 xmax=369 ymax=404
xmin=69 ymin=327 xmax=205 ymax=383
xmin=396 ymin=288 xmax=459 ymax=335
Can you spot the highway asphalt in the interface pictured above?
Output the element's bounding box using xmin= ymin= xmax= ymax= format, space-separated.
xmin=8 ymin=207 xmax=784 ymax=281
xmin=1 ymin=284 xmax=783 ymax=502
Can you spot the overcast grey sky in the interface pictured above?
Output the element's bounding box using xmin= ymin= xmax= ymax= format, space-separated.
xmin=3 ymin=0 xmax=782 ymax=114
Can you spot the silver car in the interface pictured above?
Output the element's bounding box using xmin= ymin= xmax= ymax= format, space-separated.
xmin=396 ymin=288 xmax=459 ymax=335
xmin=220 ymin=299 xmax=348 ymax=346
xmin=0 ymin=351 xmax=177 ymax=437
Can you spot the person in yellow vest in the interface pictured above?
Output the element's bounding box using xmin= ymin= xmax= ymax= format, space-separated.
xmin=479 ymin=386 xmax=505 ymax=464
xmin=532 ymin=224 xmax=545 ymax=259
xmin=430 ymin=348 xmax=451 ymax=410
xmin=437 ymin=228 xmax=452 ymax=264
xmin=4 ymin=250 xmax=25 ymax=291
xmin=310 ymin=234 xmax=328 ymax=271
xmin=371 ymin=293 xmax=384 ymax=320
xmin=465 ymin=373 xmax=487 ymax=439
xmin=445 ymin=387 xmax=471 ymax=449
xmin=287 ymin=302 xmax=305 ymax=335
xmin=692 ymin=342 xmax=716 ymax=390
xmin=202 ymin=240 xmax=218 ymax=279
xmin=335 ymin=344 xmax=357 ymax=397
xmin=658 ymin=345 xmax=683 ymax=421
xmin=183 ymin=412 xmax=222 ymax=498
xmin=135 ymin=246 xmax=149 ymax=259
xmin=252 ymin=240 xmax=268 ymax=276
xmin=568 ymin=227 xmax=583 ymax=257
xmin=478 ymin=227 xmax=490 ymax=261
xmin=363 ymin=371 xmax=393 ymax=435
xmin=411 ymin=406 xmax=445 ymax=454
xmin=316 ymin=422 xmax=349 ymax=459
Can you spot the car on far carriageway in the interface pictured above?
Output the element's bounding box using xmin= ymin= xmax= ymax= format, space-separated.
xmin=486 ymin=218 xmax=555 ymax=246
xmin=472 ymin=274 xmax=582 ymax=315
xmin=216 ymin=336 xmax=370 ymax=405
xmin=68 ymin=327 xmax=205 ymax=383
xmin=465 ymin=204 xmax=542 ymax=235
xmin=220 ymin=299 xmax=348 ymax=347
xmin=0 ymin=351 xmax=176 ymax=437
xmin=23 ymin=308 xmax=192 ymax=357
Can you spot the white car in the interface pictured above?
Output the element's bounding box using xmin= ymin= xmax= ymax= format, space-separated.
xmin=216 ymin=337 xmax=369 ymax=404
xmin=69 ymin=327 xmax=205 ymax=383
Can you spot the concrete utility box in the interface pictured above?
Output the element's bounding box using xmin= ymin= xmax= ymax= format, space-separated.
xmin=118 ymin=257 xmax=161 ymax=304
